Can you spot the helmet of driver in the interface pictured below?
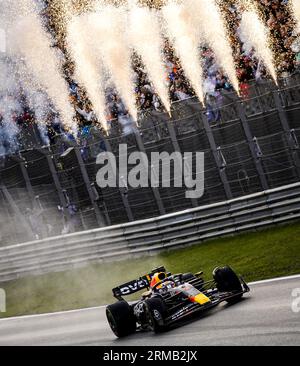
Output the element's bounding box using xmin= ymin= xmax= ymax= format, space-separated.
xmin=150 ymin=272 xmax=167 ymax=289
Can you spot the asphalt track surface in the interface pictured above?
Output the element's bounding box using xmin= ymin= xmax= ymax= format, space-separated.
xmin=0 ymin=275 xmax=299 ymax=346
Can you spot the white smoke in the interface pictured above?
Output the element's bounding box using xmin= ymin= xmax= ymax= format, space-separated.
xmin=128 ymin=3 xmax=170 ymax=114
xmin=1 ymin=0 xmax=76 ymax=133
xmin=85 ymin=5 xmax=137 ymax=122
xmin=0 ymin=96 xmax=21 ymax=156
xmin=0 ymin=59 xmax=21 ymax=155
xmin=291 ymin=0 xmax=300 ymax=33
xmin=189 ymin=0 xmax=239 ymax=94
xmin=26 ymin=90 xmax=51 ymax=146
xmin=0 ymin=27 xmax=6 ymax=53
xmin=238 ymin=10 xmax=277 ymax=83
xmin=66 ymin=15 xmax=107 ymax=130
xmin=162 ymin=2 xmax=205 ymax=104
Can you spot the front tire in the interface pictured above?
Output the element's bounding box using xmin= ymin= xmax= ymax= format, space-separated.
xmin=144 ymin=297 xmax=167 ymax=333
xmin=213 ymin=266 xmax=243 ymax=303
xmin=106 ymin=301 xmax=136 ymax=338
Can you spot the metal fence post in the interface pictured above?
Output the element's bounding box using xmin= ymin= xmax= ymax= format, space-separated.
xmin=273 ymin=90 xmax=300 ymax=179
xmin=134 ymin=131 xmax=166 ymax=216
xmin=201 ymin=112 xmax=233 ymax=200
xmin=237 ymin=102 xmax=269 ymax=191
xmin=44 ymin=152 xmax=72 ymax=223
xmin=102 ymin=136 xmax=134 ymax=222
xmin=18 ymin=157 xmax=35 ymax=202
xmin=166 ymin=115 xmax=199 ymax=208
xmin=74 ymin=147 xmax=106 ymax=227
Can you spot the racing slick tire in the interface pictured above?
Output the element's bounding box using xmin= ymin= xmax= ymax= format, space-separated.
xmin=106 ymin=301 xmax=136 ymax=338
xmin=144 ymin=297 xmax=167 ymax=334
xmin=213 ymin=266 xmax=243 ymax=304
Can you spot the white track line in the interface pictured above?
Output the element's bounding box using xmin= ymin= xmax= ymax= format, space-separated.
xmin=0 ymin=305 xmax=106 ymax=321
xmin=248 ymin=274 xmax=300 ymax=285
xmin=0 ymin=274 xmax=299 ymax=322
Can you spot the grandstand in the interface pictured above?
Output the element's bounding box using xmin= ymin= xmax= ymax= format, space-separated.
xmin=1 ymin=73 xmax=299 ymax=246
xmin=1 ymin=0 xmax=300 ymax=247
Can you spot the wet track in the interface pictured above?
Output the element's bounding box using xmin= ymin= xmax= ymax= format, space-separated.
xmin=0 ymin=276 xmax=299 ymax=346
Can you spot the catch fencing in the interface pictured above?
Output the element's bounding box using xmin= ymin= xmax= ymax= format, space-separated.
xmin=0 ymin=182 xmax=299 ymax=282
xmin=0 ymin=74 xmax=300 ymax=246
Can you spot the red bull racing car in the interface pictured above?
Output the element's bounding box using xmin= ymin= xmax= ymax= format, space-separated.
xmin=106 ymin=265 xmax=250 ymax=338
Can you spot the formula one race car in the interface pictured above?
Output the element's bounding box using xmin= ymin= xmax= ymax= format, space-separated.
xmin=106 ymin=265 xmax=250 ymax=338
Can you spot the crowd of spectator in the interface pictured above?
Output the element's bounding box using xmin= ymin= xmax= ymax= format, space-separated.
xmin=42 ymin=0 xmax=300 ymax=132
xmin=1 ymin=0 xmax=300 ymax=154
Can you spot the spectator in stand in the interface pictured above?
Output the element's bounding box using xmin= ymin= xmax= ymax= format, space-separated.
xmin=2 ymin=0 xmax=300 ymax=151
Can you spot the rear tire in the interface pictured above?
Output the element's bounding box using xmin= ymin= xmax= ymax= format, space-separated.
xmin=106 ymin=301 xmax=136 ymax=338
xmin=213 ymin=266 xmax=243 ymax=304
xmin=144 ymin=297 xmax=167 ymax=333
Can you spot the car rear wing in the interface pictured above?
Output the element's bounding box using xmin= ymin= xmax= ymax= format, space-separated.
xmin=112 ymin=266 xmax=167 ymax=300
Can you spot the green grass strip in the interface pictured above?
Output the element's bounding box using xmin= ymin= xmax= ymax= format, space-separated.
xmin=1 ymin=222 xmax=299 ymax=318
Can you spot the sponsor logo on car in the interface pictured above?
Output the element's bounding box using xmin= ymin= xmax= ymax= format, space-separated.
xmin=153 ymin=309 xmax=162 ymax=320
xmin=120 ymin=279 xmax=149 ymax=295
xmin=134 ymin=302 xmax=145 ymax=317
xmin=171 ymin=304 xmax=194 ymax=321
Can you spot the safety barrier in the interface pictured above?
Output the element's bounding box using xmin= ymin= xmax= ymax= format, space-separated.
xmin=0 ymin=181 xmax=299 ymax=282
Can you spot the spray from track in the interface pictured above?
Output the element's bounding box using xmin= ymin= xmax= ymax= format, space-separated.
xmin=4 ymin=0 xmax=76 ymax=132
xmin=66 ymin=15 xmax=107 ymax=130
xmin=162 ymin=2 xmax=204 ymax=104
xmin=128 ymin=2 xmax=171 ymax=114
xmin=86 ymin=5 xmax=137 ymax=122
xmin=238 ymin=9 xmax=277 ymax=84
